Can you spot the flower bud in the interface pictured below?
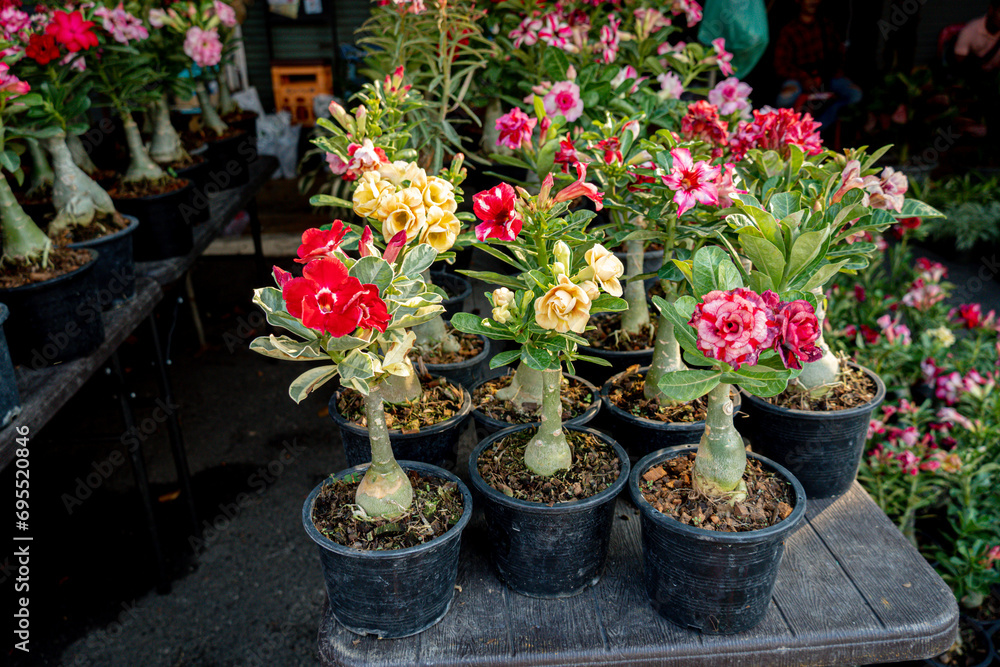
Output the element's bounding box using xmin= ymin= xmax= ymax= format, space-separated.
xmin=552 ymin=261 xmax=566 ymax=276
xmin=492 ymin=287 xmax=515 ymax=307
xmin=553 ymin=240 xmax=571 ymax=269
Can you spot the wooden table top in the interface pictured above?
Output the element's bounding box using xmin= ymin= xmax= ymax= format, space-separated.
xmin=318 ymin=482 xmax=957 ymax=667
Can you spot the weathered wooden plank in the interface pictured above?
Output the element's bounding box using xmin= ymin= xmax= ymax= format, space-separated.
xmin=317 ymin=602 xmax=421 ymax=667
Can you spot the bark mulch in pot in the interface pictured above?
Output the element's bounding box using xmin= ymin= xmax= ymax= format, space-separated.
xmin=583 ymin=311 xmax=655 ymax=351
xmin=55 ymin=211 xmax=131 ymax=244
xmin=765 ymin=363 xmax=877 ymax=411
xmin=473 ymin=373 xmax=593 ymax=423
xmin=0 ymin=247 xmax=93 ymax=288
xmin=413 ymin=327 xmax=483 ymax=365
xmin=337 ymin=375 xmax=464 ymax=432
xmin=109 ymin=176 xmax=188 ymax=199
xmin=607 ymin=368 xmax=712 ymax=423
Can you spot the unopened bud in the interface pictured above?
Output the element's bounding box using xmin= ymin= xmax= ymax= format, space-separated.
xmin=553 ymin=241 xmax=571 ymax=269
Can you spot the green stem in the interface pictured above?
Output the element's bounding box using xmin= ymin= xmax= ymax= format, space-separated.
xmin=523 ymin=368 xmax=572 ymax=476
xmin=620 ymin=238 xmax=650 ymax=334
xmin=26 ymin=138 xmax=53 ymax=195
xmin=45 ymin=132 xmax=116 ymax=235
xmin=122 ymin=113 xmax=165 ymax=182
xmin=0 ymin=172 xmax=51 ymax=267
xmin=66 ymin=131 xmax=98 ymax=174
xmin=148 ymin=93 xmax=191 ymax=165
xmin=644 ymin=282 xmax=687 ymax=402
xmin=355 ymin=383 xmax=414 ymax=518
xmin=196 ymin=82 xmax=229 ymax=136
xmin=495 ymin=360 xmax=544 ymax=414
xmin=692 ymin=383 xmax=747 ymax=501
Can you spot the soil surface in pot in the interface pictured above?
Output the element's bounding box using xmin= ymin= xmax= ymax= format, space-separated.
xmin=607 ymin=367 xmax=714 ymax=423
xmin=473 ymin=373 xmax=593 ymax=423
xmin=337 ymin=375 xmax=464 ymax=432
xmin=311 ymin=470 xmax=464 ymax=551
xmin=933 ymin=616 xmax=990 ymax=666
xmin=583 ymin=312 xmax=655 ymax=351
xmin=16 ymin=184 xmax=52 ymax=206
xmin=87 ymin=168 xmax=117 ymax=183
xmin=477 ymin=427 xmax=621 ymax=503
xmin=222 ymin=110 xmax=257 ymax=124
xmin=972 ymin=587 xmax=1000 ymax=623
xmin=764 ymin=363 xmax=876 ymax=411
xmin=109 ymin=176 xmax=187 ymax=199
xmin=0 ymin=247 xmax=92 ymax=288
xmin=639 ymin=452 xmax=795 ymax=532
xmin=413 ymin=327 xmax=483 ymax=365
xmin=182 ymin=127 xmax=244 ymax=151
xmin=52 ymin=211 xmax=131 ymax=244
xmin=164 ymin=153 xmax=206 ymax=172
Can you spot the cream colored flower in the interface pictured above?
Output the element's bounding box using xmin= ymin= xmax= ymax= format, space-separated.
xmin=379 ymin=160 xmax=425 ymax=189
xmin=492 ymin=287 xmax=515 ymax=307
xmin=352 ymin=171 xmax=394 ymax=219
xmin=928 ymin=326 xmax=955 ymax=348
xmin=422 ymin=176 xmax=457 ymax=213
xmin=581 ymin=280 xmax=600 ymax=301
xmin=584 ymin=243 xmax=624 ymax=297
xmin=420 ymin=206 xmax=461 ymax=253
xmin=378 ymin=186 xmax=427 ymax=242
xmin=492 ymin=304 xmax=513 ymax=324
xmin=534 ymin=274 xmax=592 ymax=334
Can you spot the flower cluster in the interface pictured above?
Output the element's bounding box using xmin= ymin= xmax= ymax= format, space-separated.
xmin=4 ymin=6 xmax=98 ymax=67
xmin=152 ymin=1 xmax=237 ymax=69
xmin=708 ymin=77 xmax=752 ymax=118
xmin=866 ymin=399 xmax=965 ymax=477
xmin=94 ymin=3 xmax=147 ymax=44
xmin=833 ymin=161 xmax=909 ymax=213
xmin=680 ymin=101 xmax=729 ymax=153
xmin=327 ymin=137 xmax=390 ymax=181
xmin=730 ymin=107 xmax=823 ymax=161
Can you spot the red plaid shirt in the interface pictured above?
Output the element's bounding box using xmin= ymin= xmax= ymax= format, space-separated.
xmin=774 ymin=17 xmax=845 ymax=89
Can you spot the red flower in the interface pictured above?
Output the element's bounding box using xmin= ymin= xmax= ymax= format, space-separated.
xmin=730 ymin=108 xmax=822 ymax=161
xmin=383 ymin=230 xmax=407 ymax=263
xmin=295 ymin=223 xmax=348 ymax=264
xmin=358 ymin=226 xmax=377 ymax=258
xmin=681 ymin=101 xmax=728 ymax=148
xmin=46 ymin=10 xmax=98 ymax=52
xmin=272 ymin=265 xmax=292 ymax=288
xmin=772 ymin=299 xmax=822 ymax=370
xmin=553 ymin=162 xmax=603 ymax=210
xmin=854 ymin=285 xmax=866 ymax=302
xmin=281 ymin=258 xmax=390 ymax=336
xmin=595 ymin=137 xmax=622 ymax=164
xmin=473 ymin=183 xmax=522 ymax=242
xmin=689 ymin=288 xmax=778 ymax=370
xmin=25 ymin=33 xmax=59 ymax=65
xmin=495 ymin=107 xmax=536 ymax=150
xmin=860 ymin=324 xmax=880 ymax=345
xmin=554 ymin=137 xmax=578 ymax=173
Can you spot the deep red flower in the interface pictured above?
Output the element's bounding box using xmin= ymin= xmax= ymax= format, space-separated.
xmin=689 ymin=288 xmax=778 ymax=370
xmin=772 ymin=299 xmax=822 ymax=370
xmin=25 ymin=33 xmax=59 ymax=65
xmin=473 ymin=183 xmax=522 ymax=242
xmin=854 ymin=284 xmax=866 ymax=302
xmin=595 ymin=136 xmax=622 ymax=164
xmin=554 ymin=137 xmax=578 ymax=173
xmin=730 ymin=108 xmax=822 ymax=161
xmin=46 ymin=10 xmax=98 ymax=52
xmin=272 ymin=265 xmax=292 ymax=288
xmin=294 ymin=223 xmax=348 ymax=264
xmin=281 ymin=258 xmax=390 ymax=336
xmin=552 ymin=162 xmax=603 ymax=210
xmin=860 ymin=324 xmax=880 ymax=345
xmin=681 ymin=101 xmax=729 ymax=147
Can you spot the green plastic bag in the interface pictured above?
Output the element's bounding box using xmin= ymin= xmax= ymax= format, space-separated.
xmin=698 ymin=0 xmax=769 ymax=77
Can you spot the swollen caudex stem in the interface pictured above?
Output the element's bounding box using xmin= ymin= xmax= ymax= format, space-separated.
xmin=121 ymin=113 xmax=166 ymax=183
xmin=380 ymin=356 xmax=423 ymax=404
xmin=692 ymin=382 xmax=747 ymax=503
xmin=0 ymin=172 xmax=51 ymax=267
xmin=495 ymin=360 xmax=545 ymax=414
xmin=413 ymin=270 xmax=460 ymax=354
xmin=217 ymin=74 xmax=237 ymax=117
xmin=66 ymin=132 xmax=99 ymax=174
xmin=26 ymin=138 xmax=53 ymax=195
xmin=43 ymin=132 xmax=116 ymax=235
xmin=356 ymin=382 xmax=414 ymax=518
xmin=793 ymin=286 xmax=840 ymax=395
xmin=149 ymin=94 xmax=192 ymax=166
xmin=523 ymin=367 xmax=573 ymax=476
xmin=196 ymin=82 xmax=230 ymax=136
xmin=619 ymin=229 xmax=651 ymax=335
xmin=644 ymin=281 xmax=688 ymax=402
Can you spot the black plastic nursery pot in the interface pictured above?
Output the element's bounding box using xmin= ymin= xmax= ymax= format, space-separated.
xmin=574 ymin=345 xmax=654 ymax=389
xmin=328 ymin=378 xmax=473 ymax=469
xmin=470 ymin=423 xmax=630 ymax=597
xmin=226 ymin=111 xmax=258 ymax=141
xmin=736 ymin=365 xmax=886 ymax=500
xmin=67 ymin=215 xmax=138 ymax=310
xmin=430 ymin=271 xmax=471 ymax=319
xmin=469 ymin=368 xmax=602 ymax=439
xmin=0 ymin=249 xmax=105 ymax=367
xmin=204 ymin=130 xmax=253 ymax=190
xmin=174 ymin=157 xmax=211 ymax=226
xmin=421 ymin=334 xmax=491 ymax=389
xmin=0 ymin=303 xmax=21 ymax=427
xmin=926 ymin=615 xmax=996 ymax=667
xmin=112 ymin=180 xmax=194 ymax=262
xmin=600 ymin=367 xmax=740 ymax=459
xmin=629 ymin=446 xmax=806 ymax=634
xmin=302 ymin=461 xmax=473 ymax=638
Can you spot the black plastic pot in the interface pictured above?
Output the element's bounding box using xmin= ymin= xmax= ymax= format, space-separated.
xmin=204 ymin=130 xmax=252 ymax=190
xmin=469 ymin=424 xmax=630 ymax=597
xmin=0 ymin=249 xmax=104 ymax=367
xmin=430 ymin=271 xmax=471 ymax=319
xmin=600 ymin=367 xmax=740 ymax=459
xmin=328 ymin=377 xmax=472 ymax=468
xmin=926 ymin=615 xmax=996 ymax=667
xmin=443 ymin=246 xmax=473 ymax=274
xmin=226 ymin=111 xmax=258 ymax=142
xmin=67 ymin=215 xmax=138 ymax=310
xmin=302 ymin=461 xmax=473 ymax=638
xmin=420 ymin=334 xmax=490 ymax=389
xmin=0 ymin=303 xmax=21 ymax=427
xmin=629 ymin=446 xmax=807 ymax=634
xmin=469 ymin=368 xmax=601 ymax=439
xmin=736 ymin=365 xmax=886 ymax=500
xmin=112 ymin=180 xmax=194 ymax=261
xmin=174 ymin=157 xmax=211 ymax=226
xmin=574 ymin=345 xmax=654 ymax=388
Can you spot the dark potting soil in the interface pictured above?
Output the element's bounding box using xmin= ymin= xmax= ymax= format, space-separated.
xmin=56 ymin=211 xmax=131 ymax=244
xmin=182 ymin=127 xmax=244 ymax=150
xmin=639 ymin=452 xmax=795 ymax=532
xmin=0 ymin=247 xmax=92 ymax=288
xmin=972 ymin=587 xmax=1000 ymax=623
xmin=88 ymin=168 xmax=117 ymax=183
xmin=934 ymin=616 xmax=991 ymax=666
xmin=413 ymin=327 xmax=483 ymax=365
xmin=165 ymin=153 xmax=206 ymax=172
xmin=222 ymin=110 xmax=257 ymax=124
xmin=477 ymin=427 xmax=621 ymax=504
xmin=109 ymin=176 xmax=187 ymax=199
xmin=473 ymin=373 xmax=593 ymax=423
xmin=337 ymin=375 xmax=464 ymax=432
xmin=607 ymin=368 xmax=712 ymax=423
xmin=582 ymin=311 xmax=655 ymax=351
xmin=311 ymin=471 xmax=464 ymax=551
xmin=765 ymin=363 xmax=876 ymax=411
xmin=16 ymin=184 xmax=52 ymax=206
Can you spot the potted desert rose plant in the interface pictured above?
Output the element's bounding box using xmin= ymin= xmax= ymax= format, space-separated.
xmin=630 ymin=245 xmax=816 ymax=633
xmin=250 ymin=223 xmax=472 ymax=638
xmin=729 ymin=144 xmax=944 ymax=499
xmin=450 ymin=174 xmax=632 ymax=597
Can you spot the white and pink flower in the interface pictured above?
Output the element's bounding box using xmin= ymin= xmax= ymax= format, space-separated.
xmin=509 ymin=16 xmax=542 ymax=48
xmin=689 ymin=287 xmax=778 ymax=370
xmin=708 ymin=77 xmax=752 ymax=117
xmin=711 ymin=38 xmax=733 ymax=76
xmin=214 ymin=0 xmax=238 ymax=28
xmin=657 ymin=71 xmax=684 ymax=99
xmin=184 ymin=26 xmax=223 ymax=67
xmin=661 ymin=147 xmax=719 ymax=215
xmin=543 ymin=80 xmax=584 ymax=122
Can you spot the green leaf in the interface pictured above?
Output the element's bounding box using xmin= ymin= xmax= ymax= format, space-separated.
xmin=656 ymin=370 xmax=722 ymax=402
xmin=349 ymin=256 xmax=394 ymax=292
xmin=250 ymin=335 xmax=328 ymax=361
xmin=458 ymin=270 xmax=522 ymax=290
xmin=338 ymin=349 xmax=375 ymax=382
xmin=522 ymin=344 xmax=557 ymax=370
xmin=898 ymin=199 xmax=945 ymax=219
xmin=785 ymin=229 xmax=828 ymax=281
xmin=802 ymin=259 xmax=849 ymax=291
xmin=747 ymin=270 xmax=775 ymax=294
xmin=288 ymin=365 xmax=340 ymax=403
xmin=768 ymin=192 xmax=800 ymax=220
xmin=324 ymin=333 xmax=372 ymax=352
xmin=309 ymin=194 xmax=354 ymax=208
xmin=591 ymin=295 xmax=628 ymax=313
xmin=692 ymin=246 xmax=737 ymax=297
xmin=0 ymin=150 xmax=19 ymax=174
xmin=400 ymin=243 xmax=438 ymax=276
xmin=450 ymin=312 xmax=515 ymax=339
xmin=542 ymin=48 xmax=571 ymax=80
xmin=737 ymin=232 xmax=784 ymax=290
xmin=253 ymin=287 xmax=317 ymax=340
xmin=489 ymin=349 xmax=521 ymax=369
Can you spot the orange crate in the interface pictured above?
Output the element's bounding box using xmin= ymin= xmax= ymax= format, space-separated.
xmin=271 ymin=62 xmax=333 ymax=126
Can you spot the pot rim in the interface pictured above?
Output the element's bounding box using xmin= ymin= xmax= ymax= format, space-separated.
xmin=110 ymin=177 xmax=193 ymax=203
xmin=629 ymin=445 xmax=807 ymax=543
xmin=469 ymin=367 xmax=600 ymax=428
xmin=172 ymin=155 xmax=209 ymax=174
xmin=329 ymin=374 xmax=472 ymax=439
xmin=469 ymin=423 xmax=630 ymax=514
xmin=429 ymin=270 xmax=472 ymax=302
xmin=67 ymin=214 xmax=139 ymax=249
xmin=739 ymin=364 xmax=886 ymax=419
xmin=421 ymin=334 xmax=491 ymax=371
xmin=205 ymin=129 xmax=249 ymax=147
xmin=302 ymin=460 xmax=473 ymax=560
xmin=601 ymin=366 xmax=741 ymax=430
xmin=0 ymin=248 xmax=100 ymax=295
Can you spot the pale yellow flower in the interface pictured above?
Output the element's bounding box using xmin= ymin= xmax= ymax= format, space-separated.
xmin=422 ymin=176 xmax=457 ymax=213
xmin=492 ymin=287 xmax=515 ymax=307
xmin=584 ymin=243 xmax=624 ymax=297
xmin=378 ymin=186 xmax=427 ymax=242
xmin=352 ymin=171 xmax=394 ymax=219
xmin=420 ymin=206 xmax=461 ymax=253
xmin=534 ymin=274 xmax=592 ymax=334
xmin=581 ymin=280 xmax=600 ymax=301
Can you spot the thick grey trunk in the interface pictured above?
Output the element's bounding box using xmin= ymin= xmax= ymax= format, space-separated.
xmin=45 ymin=133 xmax=116 ymax=235
xmin=66 ymin=133 xmax=98 ymax=174
xmin=355 ymin=383 xmax=414 ymax=517
xmin=26 ymin=138 xmax=53 ymax=196
xmin=523 ymin=368 xmax=572 ymax=476
xmin=620 ymin=238 xmax=650 ymax=334
xmin=122 ymin=114 xmax=166 ymax=182
xmin=217 ymin=74 xmax=237 ymax=116
xmin=495 ymin=360 xmax=544 ymax=414
xmin=644 ymin=283 xmax=687 ymax=402
xmin=692 ymin=383 xmax=747 ymax=502
xmin=0 ymin=172 xmax=51 ymax=267
xmin=196 ymin=83 xmax=229 ymax=136
xmin=794 ymin=287 xmax=840 ymax=395
xmin=149 ymin=94 xmax=191 ymax=165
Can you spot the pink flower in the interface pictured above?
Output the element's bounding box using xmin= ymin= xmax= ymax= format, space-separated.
xmin=214 ymin=0 xmax=238 ymax=28
xmin=711 ymin=38 xmax=734 ymax=76
xmin=148 ymin=8 xmax=168 ymax=28
xmin=935 ymin=372 xmax=963 ymax=405
xmin=345 ymin=139 xmax=389 ymax=180
xmin=773 ymin=299 xmax=822 ymax=369
xmin=94 ymin=3 xmax=148 ymax=44
xmin=0 ymin=7 xmax=31 ymax=37
xmin=689 ymin=288 xmax=779 ymax=370
xmin=272 ymin=265 xmax=292 ymax=288
xmin=543 ymin=80 xmax=584 ymax=122
xmin=674 ymin=0 xmax=702 ymax=25
xmin=896 ymin=450 xmax=919 ymax=475
xmin=921 ymin=357 xmax=939 ymax=384
xmin=876 ymin=314 xmax=911 ymax=346
xmin=611 ymin=65 xmax=643 ymax=92
xmin=863 ymin=167 xmax=908 ymax=213
xmin=633 ymin=7 xmax=670 ymax=39
xmin=553 ymin=162 xmax=603 ymax=210
xmin=902 ymin=278 xmax=945 ymax=311
xmin=184 ymin=26 xmax=223 ymax=67
xmin=731 ymin=108 xmax=823 ymax=160
xmin=597 ymin=14 xmax=621 ymax=64
xmin=538 ymin=13 xmax=572 ymax=50
xmin=868 ymin=418 xmax=886 ymax=439
xmin=0 ymin=63 xmax=28 ymax=97
xmin=495 ymin=107 xmax=536 ymax=150
xmin=661 ymin=147 xmax=719 ymax=215
xmin=509 ymin=16 xmax=542 ymax=48
xmin=936 ymin=407 xmax=976 ymax=431
xmin=595 ymin=136 xmax=622 ymax=164
xmin=657 ymin=71 xmax=684 ymax=99
xmin=714 ymin=163 xmax=740 ymax=207
xmin=916 ymin=258 xmax=948 ymax=282
xmin=708 ymin=77 xmax=752 ymax=117
xmin=473 ymin=183 xmax=522 ymax=242
xmin=358 ymin=226 xmax=378 ymax=258
xmin=554 ymin=137 xmax=579 ymax=173
xmin=832 ymin=159 xmax=865 ymax=204
xmin=383 ymin=230 xmax=407 ymax=263
xmin=326 ymin=152 xmax=348 ymax=175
